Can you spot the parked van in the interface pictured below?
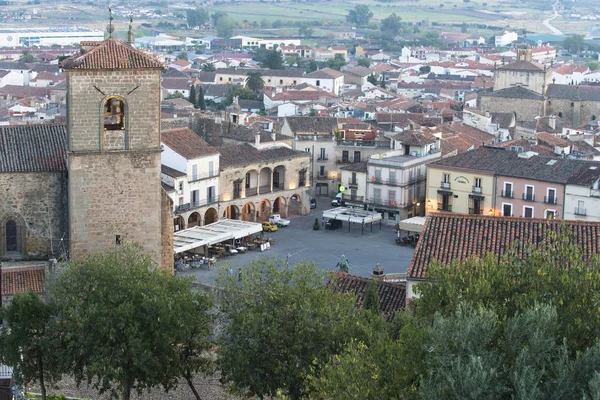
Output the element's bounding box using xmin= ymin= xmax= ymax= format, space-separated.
xmin=331 ymin=193 xmax=343 ymax=206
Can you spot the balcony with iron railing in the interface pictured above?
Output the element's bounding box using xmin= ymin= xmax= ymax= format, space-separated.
xmin=368 ymin=198 xmax=401 ymax=208
xmin=189 ymin=172 xmax=219 ymax=183
xmin=336 ymin=139 xmax=390 ymax=148
xmin=175 ymin=196 xmax=219 ymax=213
xmin=501 ymin=190 xmax=514 ymax=198
xmin=472 ymin=186 xmax=482 ymax=194
xmin=316 ymin=155 xmax=329 ymax=162
xmin=296 ymin=134 xmax=333 ymax=141
xmin=440 ymin=181 xmax=451 ymax=190
xmin=469 ymin=207 xmax=483 ymax=215
xmin=245 ymin=187 xmax=258 ymax=196
xmin=544 ymin=195 xmax=557 ymax=205
xmin=575 ymin=207 xmax=587 ymax=216
xmin=437 ymin=203 xmax=452 ymax=212
xmin=522 ymin=193 xmax=535 ymax=202
xmin=342 ymin=193 xmax=365 ymax=202
xmin=347 ymin=179 xmax=358 ymax=188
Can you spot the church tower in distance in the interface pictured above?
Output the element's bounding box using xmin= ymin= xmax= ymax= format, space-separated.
xmin=62 ymin=36 xmax=168 ymax=267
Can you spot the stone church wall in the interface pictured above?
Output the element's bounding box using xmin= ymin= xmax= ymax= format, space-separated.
xmin=0 ymin=172 xmax=68 ymax=259
xmin=480 ymin=96 xmax=544 ymax=121
xmin=548 ymin=99 xmax=600 ymax=126
xmin=161 ymin=189 xmax=174 ymax=272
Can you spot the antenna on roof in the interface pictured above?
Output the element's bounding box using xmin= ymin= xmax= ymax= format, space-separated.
xmin=107 ymin=7 xmax=114 ymax=38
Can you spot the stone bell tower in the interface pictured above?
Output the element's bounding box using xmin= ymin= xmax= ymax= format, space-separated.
xmin=62 ymin=25 xmax=170 ymax=268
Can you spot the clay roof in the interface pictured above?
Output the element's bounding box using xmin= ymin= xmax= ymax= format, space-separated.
xmin=62 ymin=38 xmax=164 ymax=70
xmin=327 ymin=272 xmax=406 ymax=318
xmin=161 ymin=164 xmax=186 ymax=178
xmin=408 ymin=213 xmax=600 ymax=280
xmin=497 ymin=60 xmax=545 ymax=71
xmin=483 ymin=86 xmax=545 ymax=100
xmin=1 ymin=265 xmax=46 ymax=296
xmin=305 ymin=67 xmax=344 ymax=79
xmin=340 ymin=161 xmax=368 ymax=172
xmin=217 ymin=143 xmax=309 ymax=168
xmin=393 ymin=129 xmax=438 ymax=146
xmin=0 ymin=85 xmax=52 ymax=99
xmin=536 ymin=132 xmax=571 ymax=147
xmin=161 ymin=128 xmax=219 ymax=160
xmin=161 ymin=77 xmax=194 ymax=90
xmin=284 ymin=116 xmax=337 ymax=134
xmin=568 ymin=162 xmax=600 ymax=186
xmin=546 ymin=84 xmax=600 ymax=101
xmin=0 ymin=123 xmax=67 ymax=172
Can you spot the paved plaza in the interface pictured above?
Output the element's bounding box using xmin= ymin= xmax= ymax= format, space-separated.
xmin=178 ymin=200 xmax=415 ymax=285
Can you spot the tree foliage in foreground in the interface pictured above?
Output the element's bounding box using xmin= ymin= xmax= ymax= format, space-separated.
xmin=50 ymin=246 xmax=214 ymax=400
xmin=346 ymin=5 xmax=373 ymax=26
xmin=216 ymin=259 xmax=386 ymax=400
xmin=0 ymin=291 xmax=61 ymax=400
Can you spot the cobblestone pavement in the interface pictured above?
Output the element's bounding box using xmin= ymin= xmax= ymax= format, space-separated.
xmin=179 ymin=200 xmax=415 ymax=285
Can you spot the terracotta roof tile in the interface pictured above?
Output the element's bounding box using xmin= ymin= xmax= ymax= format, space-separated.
xmin=161 ymin=128 xmax=219 ymax=159
xmin=327 ymin=272 xmax=406 ymax=319
xmin=1 ymin=265 xmax=46 ymax=296
xmin=62 ymin=38 xmax=164 ymax=70
xmin=0 ymin=123 xmax=67 ymax=172
xmin=408 ymin=213 xmax=600 ymax=280
xmin=217 ymin=143 xmax=309 ymax=168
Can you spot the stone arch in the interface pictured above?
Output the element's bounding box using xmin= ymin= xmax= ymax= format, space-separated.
xmin=257 ymin=199 xmax=271 ymax=221
xmin=272 ymin=165 xmax=286 ymax=191
xmin=188 ymin=212 xmax=201 ymax=228
xmin=174 ymin=216 xmax=185 ymax=232
xmin=288 ymin=194 xmax=303 ymax=216
xmin=204 ymin=207 xmax=218 ymax=225
xmin=273 ymin=196 xmax=287 ymax=217
xmin=223 ymin=205 xmax=240 ymax=220
xmin=244 ymin=169 xmax=259 ymax=196
xmin=241 ymin=202 xmax=256 ymax=222
xmin=100 ymin=95 xmax=128 ymax=151
xmin=1 ymin=214 xmax=26 ymax=256
xmin=259 ymin=167 xmax=272 ymax=194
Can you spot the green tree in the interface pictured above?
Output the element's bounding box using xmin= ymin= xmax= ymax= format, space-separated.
xmin=327 ymin=53 xmax=347 ymax=71
xmin=357 ymin=57 xmax=370 ymax=67
xmin=50 ymin=246 xmax=214 ymax=400
xmin=0 ymin=291 xmax=61 ymax=400
xmin=364 ymin=279 xmax=380 ymax=313
xmin=367 ymin=74 xmax=378 ymax=85
xmin=380 ymin=12 xmax=402 ymax=35
xmin=211 ymin=11 xmax=228 ymax=26
xmin=215 ymin=16 xmax=236 ymax=38
xmin=165 ymin=91 xmax=185 ymax=99
xmin=299 ymin=25 xmax=314 ymax=38
xmin=186 ymin=9 xmax=209 ymax=28
xmin=201 ymin=63 xmax=216 ymax=72
xmin=189 ymin=84 xmax=197 ymax=107
xmin=217 ymin=259 xmax=366 ymax=400
xmin=19 ymin=51 xmax=37 ymax=63
xmin=586 ymin=61 xmax=600 ymax=71
xmin=307 ymin=60 xmax=318 ymax=72
xmin=285 ymin=55 xmax=298 ymax=67
xmin=346 ymin=5 xmax=373 ymax=26
xmin=415 ymin=231 xmax=600 ymax=352
xmin=562 ymin=34 xmax=585 ymax=54
xmin=197 ymin=85 xmax=207 ymax=110
xmin=245 ymin=71 xmax=265 ymax=92
xmin=176 ymin=51 xmax=188 ymax=60
xmin=225 ymin=85 xmax=258 ymax=106
xmin=263 ymin=49 xmax=285 ymax=69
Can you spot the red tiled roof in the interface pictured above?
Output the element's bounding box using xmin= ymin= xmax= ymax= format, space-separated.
xmin=408 ymin=213 xmax=600 ymax=280
xmin=62 ymin=38 xmax=164 ymax=70
xmin=161 ymin=128 xmax=219 ymax=159
xmin=1 ymin=265 xmax=46 ymax=296
xmin=327 ymin=272 xmax=406 ymax=318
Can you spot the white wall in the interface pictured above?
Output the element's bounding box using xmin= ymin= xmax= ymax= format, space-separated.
xmin=564 ymin=184 xmax=600 ymax=221
xmin=161 ymin=144 xmax=187 ymax=173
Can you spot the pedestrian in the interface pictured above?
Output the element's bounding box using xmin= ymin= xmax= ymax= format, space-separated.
xmin=321 ymin=216 xmax=325 ymax=230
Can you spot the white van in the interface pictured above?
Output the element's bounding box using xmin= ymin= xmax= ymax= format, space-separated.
xmin=331 ymin=193 xmax=343 ymax=206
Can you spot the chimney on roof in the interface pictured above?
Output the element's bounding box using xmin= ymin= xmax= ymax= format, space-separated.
xmin=255 ymin=132 xmax=260 ymax=147
xmin=549 ymin=114 xmax=556 ymax=130
xmin=271 ymin=131 xmax=276 ymax=141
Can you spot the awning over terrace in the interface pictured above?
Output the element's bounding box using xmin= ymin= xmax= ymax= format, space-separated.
xmin=173 ymin=219 xmax=263 ymax=254
xmin=322 ymin=207 xmax=383 ymax=224
xmin=396 ymin=216 xmax=426 ymax=233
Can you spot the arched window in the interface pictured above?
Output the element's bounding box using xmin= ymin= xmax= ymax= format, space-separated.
xmin=558 ymin=112 xmax=563 ymax=118
xmin=593 ymin=115 xmax=597 ymax=121
xmin=5 ymin=220 xmax=18 ymax=252
xmin=103 ymin=97 xmax=125 ymax=131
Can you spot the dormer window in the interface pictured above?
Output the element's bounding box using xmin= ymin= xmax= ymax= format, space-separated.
xmin=103 ymin=97 xmax=125 ymax=131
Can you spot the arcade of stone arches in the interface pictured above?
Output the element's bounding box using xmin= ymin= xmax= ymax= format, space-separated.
xmin=174 ymin=193 xmax=304 ymax=231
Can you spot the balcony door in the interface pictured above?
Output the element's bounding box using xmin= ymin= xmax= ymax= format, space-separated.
xmin=503 ymin=203 xmax=512 ymax=217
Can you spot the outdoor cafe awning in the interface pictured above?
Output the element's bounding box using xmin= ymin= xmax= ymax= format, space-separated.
xmin=396 ymin=216 xmax=426 ymax=233
xmin=322 ymin=207 xmax=383 ymax=224
xmin=173 ymin=219 xmax=263 ymax=254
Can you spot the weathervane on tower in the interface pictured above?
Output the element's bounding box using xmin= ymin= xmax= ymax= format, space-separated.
xmin=107 ymin=7 xmax=114 ymax=38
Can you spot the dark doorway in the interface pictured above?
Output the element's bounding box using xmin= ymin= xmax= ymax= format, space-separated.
xmin=6 ymin=220 xmax=17 ymax=252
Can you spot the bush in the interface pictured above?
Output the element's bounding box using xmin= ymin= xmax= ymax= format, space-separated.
xmin=313 ymin=218 xmax=320 ymax=230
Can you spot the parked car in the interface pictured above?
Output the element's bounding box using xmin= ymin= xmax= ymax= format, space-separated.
xmin=262 ymin=221 xmax=279 ymax=232
xmin=325 ymin=219 xmax=343 ymax=230
xmin=310 ymin=198 xmax=317 ymax=209
xmin=269 ymin=214 xmax=290 ymax=227
xmin=331 ymin=193 xmax=343 ymax=206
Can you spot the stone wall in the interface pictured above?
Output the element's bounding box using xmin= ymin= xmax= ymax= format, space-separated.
xmin=548 ymin=99 xmax=600 ymax=126
xmin=161 ymin=189 xmax=174 ymax=272
xmin=161 ymin=117 xmax=191 ymax=132
xmin=68 ymin=151 xmax=163 ymax=266
xmin=0 ymin=172 xmax=68 ymax=259
xmin=493 ymin=69 xmax=551 ymax=94
xmin=67 ymin=69 xmax=162 ymax=152
xmin=480 ymin=96 xmax=544 ymax=121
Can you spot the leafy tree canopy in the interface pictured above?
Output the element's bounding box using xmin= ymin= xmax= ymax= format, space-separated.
xmin=185 ymin=9 xmax=209 ymax=28
xmin=346 ymin=5 xmax=373 ymax=26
